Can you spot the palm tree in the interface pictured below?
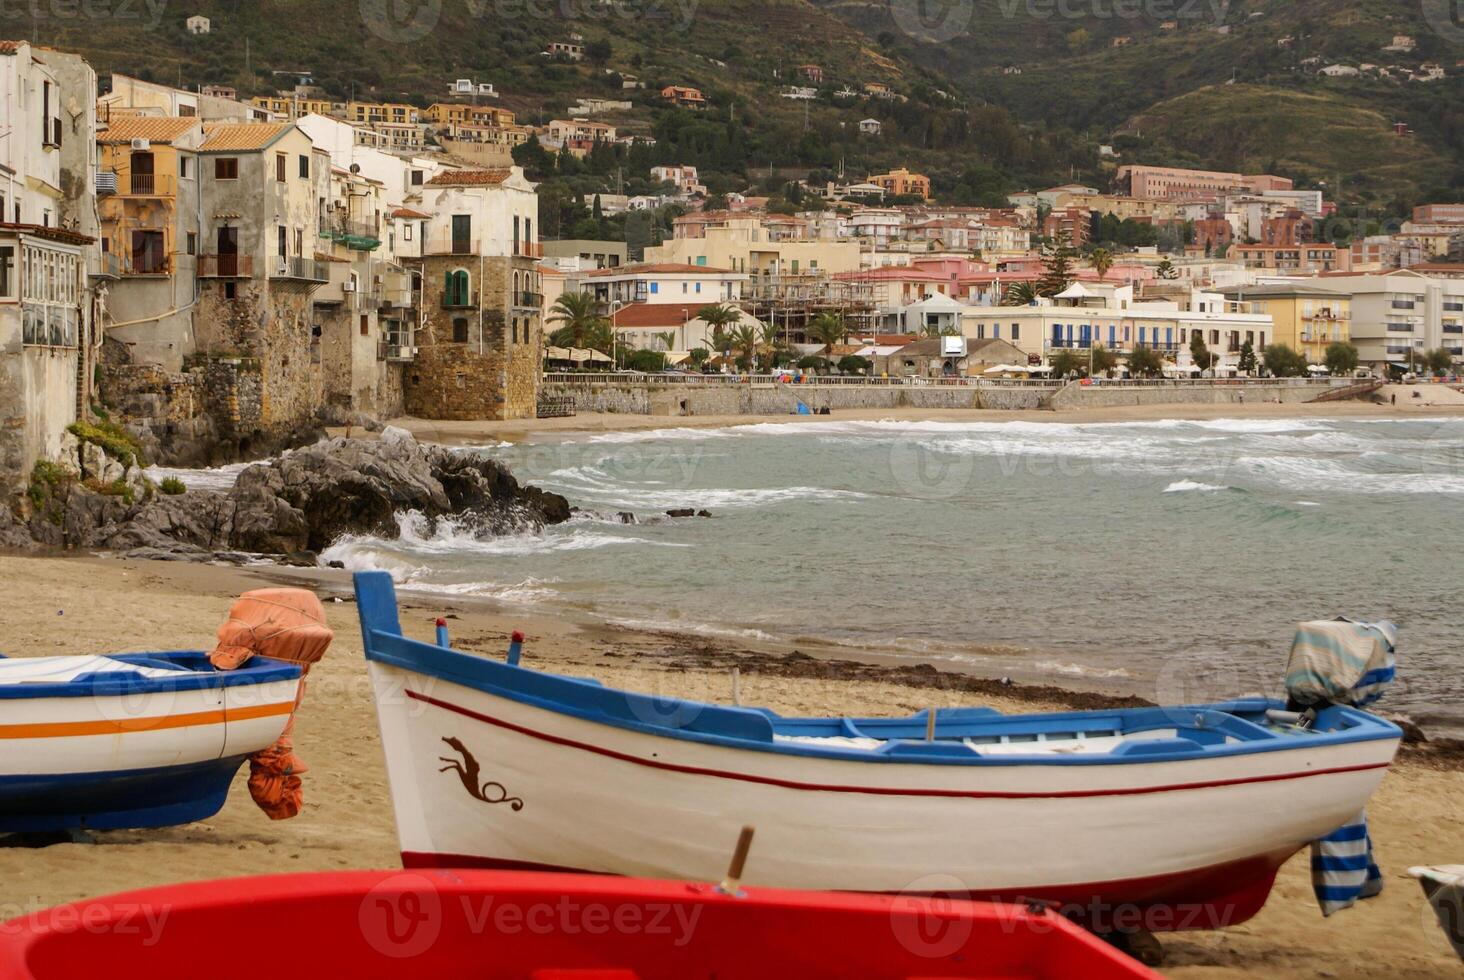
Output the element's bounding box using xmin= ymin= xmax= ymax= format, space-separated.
xmin=808 ymin=311 xmax=847 ymax=350
xmin=548 ymin=291 xmax=604 ymax=349
xmin=697 ymin=303 xmax=742 ymax=336
xmin=1090 ymin=247 xmax=1114 ymax=281
xmin=731 ymin=323 xmax=759 ymax=372
xmin=1001 ymin=281 xmax=1039 ymax=307
xmin=655 ymin=330 xmax=678 ymax=352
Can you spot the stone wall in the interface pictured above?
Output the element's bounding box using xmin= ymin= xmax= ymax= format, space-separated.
xmin=539 ymin=382 xmax=1057 ymax=417
xmin=405 ymin=255 xmax=540 ymax=420
xmin=194 ymin=279 xmax=323 ymax=431
xmin=1046 ymin=380 xmax=1335 ymax=410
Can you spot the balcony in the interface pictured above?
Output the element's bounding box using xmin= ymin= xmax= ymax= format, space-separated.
xmin=93 ymin=252 xmax=123 ymax=279
xmin=122 ymin=254 xmax=171 ymax=276
xmin=198 ymin=254 xmax=254 ymax=278
xmin=119 ymin=173 xmax=176 ymax=198
xmin=319 ymin=217 xmax=382 ymax=250
xmin=514 ymin=290 xmax=543 ymax=309
xmin=441 ymin=290 xmax=478 ymax=309
xmin=517 ymin=242 xmax=543 ymax=258
xmin=270 ymin=256 xmax=330 ymax=283
xmin=424 ymin=236 xmax=480 ymax=256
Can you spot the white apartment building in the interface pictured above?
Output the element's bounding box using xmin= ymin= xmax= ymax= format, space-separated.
xmin=1306 ymin=272 xmax=1464 ymax=371
xmin=578 ymin=262 xmax=746 ymax=308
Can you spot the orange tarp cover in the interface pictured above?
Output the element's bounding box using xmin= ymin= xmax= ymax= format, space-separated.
xmin=210 ymin=588 xmax=334 ymax=820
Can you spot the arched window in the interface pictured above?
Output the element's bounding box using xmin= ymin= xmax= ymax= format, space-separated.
xmin=445 ymin=268 xmax=470 ymax=307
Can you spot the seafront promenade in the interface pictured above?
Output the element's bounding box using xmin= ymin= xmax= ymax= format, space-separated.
xmin=539 ymin=374 xmax=1370 ymax=416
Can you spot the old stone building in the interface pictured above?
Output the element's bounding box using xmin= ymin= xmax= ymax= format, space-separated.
xmin=404 ymin=168 xmax=542 ymax=420
xmin=192 ymin=121 xmax=328 ymax=449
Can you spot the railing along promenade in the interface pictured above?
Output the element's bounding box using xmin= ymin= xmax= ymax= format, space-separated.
xmin=543 ymin=372 xmax=1349 ymax=390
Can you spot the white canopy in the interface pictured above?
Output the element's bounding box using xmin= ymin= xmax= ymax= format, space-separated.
xmin=1164 ymin=363 xmax=1202 ymax=374
xmin=983 ymin=363 xmax=1032 ymax=374
xmin=1307 ymin=364 xmax=1330 ymax=373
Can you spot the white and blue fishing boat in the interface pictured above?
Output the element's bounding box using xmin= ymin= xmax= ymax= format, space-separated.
xmin=356 ymin=571 xmax=1402 ymax=931
xmin=0 ymin=652 xmax=302 ymax=833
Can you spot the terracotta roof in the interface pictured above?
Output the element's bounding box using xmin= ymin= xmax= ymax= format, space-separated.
xmin=199 ymin=122 xmax=292 ymax=152
xmin=583 ymin=262 xmax=735 ymax=277
xmin=0 ymin=221 xmax=93 ymax=245
xmin=391 ymin=206 xmax=431 ymax=219
xmin=425 ymin=168 xmax=511 ymax=186
xmin=611 ymin=303 xmax=700 ymax=328
xmin=98 ymin=116 xmax=201 ymax=145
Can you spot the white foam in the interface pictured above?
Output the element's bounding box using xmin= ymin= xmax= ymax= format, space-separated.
xmin=1163 ymin=480 xmax=1230 ymax=494
xmin=145 ymin=460 xmax=255 ymax=491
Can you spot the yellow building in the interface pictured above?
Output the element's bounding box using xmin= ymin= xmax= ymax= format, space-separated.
xmin=97 ymin=116 xmax=204 ymax=278
xmin=249 ymin=95 xmax=336 ymax=119
xmin=347 ymin=101 xmax=419 ymax=125
xmin=643 ymin=218 xmax=862 ymax=277
xmin=868 ymin=167 xmax=931 ymax=201
xmin=425 ymin=103 xmax=516 ymax=128
xmin=1232 ymin=283 xmax=1352 ymax=361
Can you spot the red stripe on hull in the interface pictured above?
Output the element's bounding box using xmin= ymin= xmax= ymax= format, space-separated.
xmin=401 ymin=850 xmax=1290 ymax=933
xmin=405 ymin=689 xmax=1388 ymax=800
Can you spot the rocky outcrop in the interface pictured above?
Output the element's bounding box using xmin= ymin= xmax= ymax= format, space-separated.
xmin=8 ymin=427 xmax=571 ymax=562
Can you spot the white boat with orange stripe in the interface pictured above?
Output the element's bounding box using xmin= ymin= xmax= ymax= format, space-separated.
xmin=0 ymin=651 xmax=300 ymax=833
xmin=357 ymin=572 xmax=1403 ymax=932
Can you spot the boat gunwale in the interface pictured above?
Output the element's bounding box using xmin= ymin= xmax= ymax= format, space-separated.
xmin=0 ymin=652 xmax=303 ymax=699
xmin=355 ymin=573 xmax=1402 ymax=770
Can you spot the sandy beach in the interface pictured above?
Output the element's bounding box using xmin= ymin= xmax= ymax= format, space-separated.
xmin=0 ymin=553 xmax=1460 ymax=978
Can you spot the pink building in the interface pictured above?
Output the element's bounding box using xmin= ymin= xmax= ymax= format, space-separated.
xmin=1116 ymin=166 xmax=1293 ymax=201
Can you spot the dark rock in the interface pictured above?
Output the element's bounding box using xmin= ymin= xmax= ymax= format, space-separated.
xmin=326 ymin=560 xmax=346 ymax=569
xmin=616 ymin=511 xmax=637 ymax=524
xmin=696 ymin=510 xmax=712 ymax=518
xmin=11 ymin=425 xmax=572 ymax=564
xmin=666 ymin=508 xmax=695 ymax=518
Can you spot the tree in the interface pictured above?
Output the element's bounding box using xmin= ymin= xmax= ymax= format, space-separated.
xmin=688 ymin=348 xmax=711 ymax=370
xmin=1127 ymin=345 xmax=1165 ymax=378
xmin=808 ymin=311 xmax=846 ymax=349
xmin=921 ymin=322 xmax=960 ymax=337
xmin=1002 ymin=280 xmax=1039 ymax=306
xmin=730 ymin=323 xmax=759 ymax=371
xmin=1421 ymin=347 xmax=1454 ymax=375
xmin=624 ymin=348 xmax=665 ymax=372
xmin=1189 ymin=333 xmax=1216 ymax=371
xmin=696 ymin=303 xmax=741 ymax=341
xmin=1237 ymin=339 xmax=1257 ymax=374
xmin=655 ymin=330 xmax=678 ymax=352
xmin=1049 ymin=350 xmax=1085 ymax=378
xmin=548 ymin=291 xmax=605 ymax=349
xmin=1324 ymin=341 xmax=1359 ymax=377
xmin=1037 ymin=231 xmax=1078 ymax=297
xmin=797 ymin=355 xmax=831 ymax=372
xmin=1090 ymin=344 xmax=1118 ymax=376
xmin=1155 ymin=257 xmax=1179 ymax=280
xmin=1090 ymin=247 xmax=1113 ymax=281
xmin=585 ymin=39 xmax=612 ymax=64
xmin=837 ymin=354 xmax=869 ymax=375
xmin=1262 ymin=343 xmax=1308 ymax=378
xmin=1066 ymin=27 xmax=1091 ymax=52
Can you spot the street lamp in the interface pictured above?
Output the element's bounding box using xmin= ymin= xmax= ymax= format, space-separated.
xmin=609 ymin=299 xmax=624 ymax=372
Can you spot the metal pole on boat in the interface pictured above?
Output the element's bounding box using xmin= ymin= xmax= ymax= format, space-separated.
xmin=507 ymin=631 xmax=524 ymax=666
xmin=926 ymin=707 xmax=938 ymax=741
xmin=718 ymin=825 xmax=755 ymax=897
xmin=435 ymin=618 xmax=449 ymax=648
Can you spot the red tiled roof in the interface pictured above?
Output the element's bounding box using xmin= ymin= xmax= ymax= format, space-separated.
xmin=583 ymin=262 xmax=735 ymax=277
xmin=425 ymin=168 xmax=511 ymax=186
xmin=200 ymin=122 xmax=292 ymax=151
xmin=0 ymin=222 xmax=93 ymax=245
xmin=611 ymin=303 xmax=702 ymax=328
xmin=391 ymin=206 xmax=431 ymax=219
xmin=98 ymin=116 xmax=201 ymax=145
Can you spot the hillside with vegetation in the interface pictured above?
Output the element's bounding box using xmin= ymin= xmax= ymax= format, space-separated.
xmin=14 ymin=0 xmax=1464 ymax=219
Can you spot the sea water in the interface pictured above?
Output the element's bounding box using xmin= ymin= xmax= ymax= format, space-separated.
xmin=294 ymin=416 xmax=1460 ymax=734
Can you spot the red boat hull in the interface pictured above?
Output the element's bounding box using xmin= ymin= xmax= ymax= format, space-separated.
xmin=0 ymin=870 xmax=1158 ymax=979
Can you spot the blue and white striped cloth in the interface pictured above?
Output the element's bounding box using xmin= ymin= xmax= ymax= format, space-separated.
xmin=1284 ymin=618 xmax=1397 ymax=708
xmin=1313 ymin=808 xmax=1383 ymax=916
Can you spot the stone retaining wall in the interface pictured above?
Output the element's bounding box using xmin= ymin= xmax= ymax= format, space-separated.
xmin=1046 ymin=381 xmax=1331 ymax=410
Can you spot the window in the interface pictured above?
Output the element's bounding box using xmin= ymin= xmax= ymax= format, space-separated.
xmin=650 ymin=282 xmax=658 ymax=295
xmin=215 ymin=157 xmax=239 ymax=180
xmin=179 ymin=156 xmax=191 ymax=179
xmin=298 ymin=154 xmax=310 ymax=179
xmin=445 ymin=269 xmax=471 ymax=307
xmin=360 ymin=315 xmax=370 ymax=336
xmin=186 ymin=232 xmax=197 ymax=256
xmin=276 ymin=153 xmax=287 ymax=182
xmin=0 ymin=246 xmax=13 ymax=299
xmin=1011 ymin=324 xmax=1020 ymax=340
xmin=295 ymin=228 xmax=304 ymax=256
xmin=403 ymin=224 xmax=413 ymax=241
xmin=411 ymin=170 xmax=424 ymax=186
xmin=452 ymin=317 xmax=470 ymax=343
xmin=278 ymin=225 xmax=287 ymax=257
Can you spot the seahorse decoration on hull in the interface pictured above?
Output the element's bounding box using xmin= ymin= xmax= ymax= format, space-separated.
xmin=438 ymin=736 xmax=525 ymax=810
